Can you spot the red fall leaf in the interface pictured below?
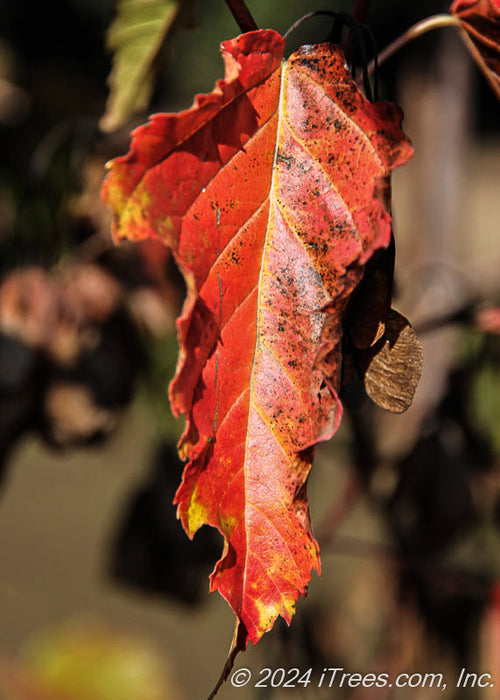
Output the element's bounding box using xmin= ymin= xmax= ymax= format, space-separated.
xmin=101 ymin=29 xmax=412 ymax=648
xmin=450 ymin=0 xmax=500 ymax=98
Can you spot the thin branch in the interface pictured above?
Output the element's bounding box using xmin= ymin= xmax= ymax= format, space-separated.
xmin=324 ymin=535 xmax=489 ymax=597
xmin=224 ymin=0 xmax=258 ymax=33
xmin=353 ymin=0 xmax=371 ymax=24
xmin=356 ymin=13 xmax=463 ymax=83
xmin=64 ymin=229 xmax=116 ymax=265
xmin=345 ymin=0 xmax=371 ymax=56
xmin=316 ymin=469 xmax=362 ymax=547
xmin=414 ymin=303 xmax=476 ymax=335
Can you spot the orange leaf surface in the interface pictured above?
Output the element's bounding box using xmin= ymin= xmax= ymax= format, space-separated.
xmin=101 ymin=29 xmax=412 ymax=646
xmin=450 ymin=0 xmax=500 ymax=98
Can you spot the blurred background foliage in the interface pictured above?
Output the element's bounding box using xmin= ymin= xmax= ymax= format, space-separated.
xmin=0 ymin=0 xmax=499 ymax=698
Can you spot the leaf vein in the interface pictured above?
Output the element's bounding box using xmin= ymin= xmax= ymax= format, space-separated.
xmin=291 ymin=63 xmax=384 ymax=169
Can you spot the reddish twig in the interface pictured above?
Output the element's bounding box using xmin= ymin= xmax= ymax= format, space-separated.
xmin=324 ymin=535 xmax=488 ymax=597
xmin=342 ymin=0 xmax=371 ymax=61
xmin=224 ymin=0 xmax=258 ymax=33
xmin=316 ymin=469 xmax=362 ymax=546
xmin=352 ymin=0 xmax=371 ymax=24
xmin=357 ymin=14 xmax=462 ymax=83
